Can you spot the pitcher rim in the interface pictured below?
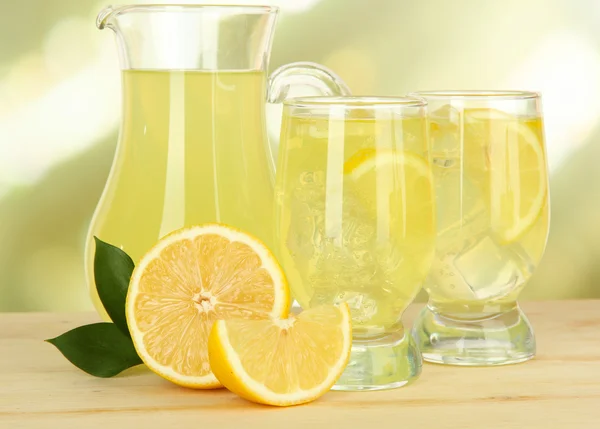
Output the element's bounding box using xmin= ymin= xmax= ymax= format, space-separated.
xmin=97 ymin=4 xmax=279 ymax=29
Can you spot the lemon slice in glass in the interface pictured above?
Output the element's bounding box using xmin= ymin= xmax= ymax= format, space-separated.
xmin=344 ymin=148 xmax=436 ymax=255
xmin=464 ymin=108 xmax=548 ymax=243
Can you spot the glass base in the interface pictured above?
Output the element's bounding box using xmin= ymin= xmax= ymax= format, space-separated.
xmin=411 ymin=303 xmax=535 ymax=366
xmin=333 ymin=329 xmax=422 ymax=391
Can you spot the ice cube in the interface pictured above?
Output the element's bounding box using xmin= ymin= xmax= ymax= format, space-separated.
xmin=334 ymin=291 xmax=378 ymax=324
xmin=428 ymin=252 xmax=478 ymax=302
xmin=431 ymin=104 xmax=461 ymax=125
xmin=430 ymin=104 xmax=461 ymax=154
xmin=452 ymin=235 xmax=528 ymax=301
xmin=287 ymin=171 xmax=413 ymax=325
xmin=286 ymin=171 xmax=327 ymax=261
xmin=434 ymin=176 xmax=489 ymax=255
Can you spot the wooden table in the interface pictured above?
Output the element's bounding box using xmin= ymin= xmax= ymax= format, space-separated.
xmin=2 ymin=301 xmax=599 ymax=429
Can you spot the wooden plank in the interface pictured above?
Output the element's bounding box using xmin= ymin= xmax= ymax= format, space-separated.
xmin=1 ymin=301 xmax=599 ymax=429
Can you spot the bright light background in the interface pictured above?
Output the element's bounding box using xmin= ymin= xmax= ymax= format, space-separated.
xmin=1 ymin=0 xmax=598 ymax=311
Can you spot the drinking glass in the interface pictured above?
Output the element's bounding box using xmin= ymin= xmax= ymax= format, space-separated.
xmin=409 ymin=91 xmax=550 ymax=365
xmin=275 ymin=96 xmax=436 ymax=390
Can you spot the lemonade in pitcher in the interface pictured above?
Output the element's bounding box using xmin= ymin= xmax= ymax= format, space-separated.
xmin=86 ymin=70 xmax=274 ymax=311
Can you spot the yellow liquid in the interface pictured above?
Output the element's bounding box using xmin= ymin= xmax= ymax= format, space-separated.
xmin=86 ymin=70 xmax=274 ymax=316
xmin=426 ymin=112 xmax=549 ymax=313
xmin=275 ymin=113 xmax=436 ymax=336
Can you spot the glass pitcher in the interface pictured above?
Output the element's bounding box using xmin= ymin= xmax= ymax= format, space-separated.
xmin=87 ymin=4 xmax=350 ymax=317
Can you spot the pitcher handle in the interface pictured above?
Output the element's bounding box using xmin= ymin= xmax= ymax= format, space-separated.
xmin=267 ymin=61 xmax=351 ymax=103
xmin=265 ymin=62 xmax=351 ymax=170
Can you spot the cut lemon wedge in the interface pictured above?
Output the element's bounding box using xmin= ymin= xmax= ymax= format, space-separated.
xmin=126 ymin=224 xmax=290 ymax=389
xmin=464 ymin=109 xmax=548 ymax=243
xmin=208 ymin=304 xmax=352 ymax=406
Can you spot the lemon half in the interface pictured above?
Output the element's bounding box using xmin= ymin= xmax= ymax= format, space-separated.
xmin=126 ymin=224 xmax=290 ymax=389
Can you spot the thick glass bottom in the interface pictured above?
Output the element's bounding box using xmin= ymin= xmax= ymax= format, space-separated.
xmin=333 ymin=328 xmax=422 ymax=391
xmin=411 ymin=302 xmax=535 ymax=366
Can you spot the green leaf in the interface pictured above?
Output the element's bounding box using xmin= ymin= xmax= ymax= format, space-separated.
xmin=46 ymin=323 xmax=142 ymax=378
xmin=94 ymin=236 xmax=134 ymax=336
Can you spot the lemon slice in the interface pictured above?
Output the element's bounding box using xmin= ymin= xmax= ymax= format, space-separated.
xmin=344 ymin=149 xmax=434 ymax=215
xmin=208 ymin=304 xmax=352 ymax=406
xmin=344 ymin=148 xmax=432 ymax=178
xmin=344 ymin=149 xmax=436 ymax=257
xmin=126 ymin=224 xmax=290 ymax=389
xmin=464 ymin=109 xmax=548 ymax=243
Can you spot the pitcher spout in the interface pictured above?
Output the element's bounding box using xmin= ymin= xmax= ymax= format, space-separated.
xmin=96 ymin=5 xmax=117 ymax=30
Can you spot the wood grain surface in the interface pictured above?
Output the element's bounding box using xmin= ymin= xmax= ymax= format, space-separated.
xmin=1 ymin=301 xmax=599 ymax=429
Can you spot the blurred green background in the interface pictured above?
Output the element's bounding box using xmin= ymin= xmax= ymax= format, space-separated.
xmin=1 ymin=0 xmax=599 ymax=312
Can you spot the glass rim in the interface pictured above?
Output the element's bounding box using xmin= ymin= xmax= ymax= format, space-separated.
xmin=98 ymin=4 xmax=278 ymax=29
xmin=283 ymin=96 xmax=427 ymax=109
xmin=408 ymin=90 xmax=539 ymax=100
